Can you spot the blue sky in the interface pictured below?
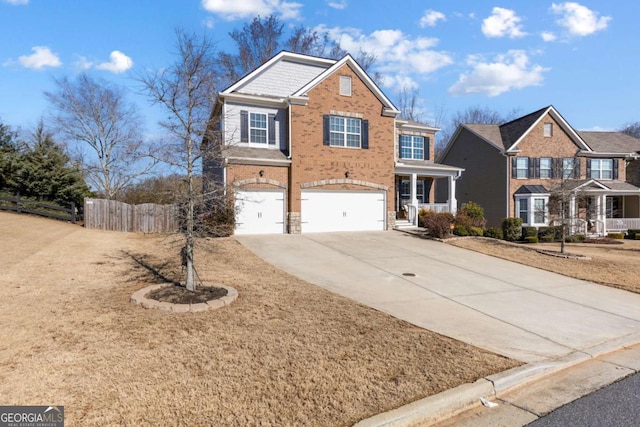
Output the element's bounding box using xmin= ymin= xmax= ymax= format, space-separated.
xmin=1 ymin=0 xmax=637 ymax=137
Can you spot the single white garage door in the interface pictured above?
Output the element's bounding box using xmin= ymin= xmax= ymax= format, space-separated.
xmin=235 ymin=190 xmax=285 ymax=235
xmin=301 ymin=190 xmax=385 ymax=233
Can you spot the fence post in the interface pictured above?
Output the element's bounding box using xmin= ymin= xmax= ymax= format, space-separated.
xmin=16 ymin=191 xmax=21 ymax=214
xmin=70 ymin=201 xmax=76 ymax=224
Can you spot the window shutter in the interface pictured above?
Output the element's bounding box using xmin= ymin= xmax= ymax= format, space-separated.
xmin=512 ymin=157 xmax=517 ymax=178
xmin=323 ymin=115 xmax=330 ymax=146
xmin=534 ymin=158 xmax=540 ymax=179
xmin=613 ymin=159 xmax=619 ymax=179
xmin=268 ymin=113 xmax=276 ymax=145
xmin=585 ymin=159 xmax=591 ymax=179
xmin=424 ymin=137 xmax=430 ymax=160
xmin=550 ymin=158 xmax=557 ymax=179
xmin=527 ymin=157 xmax=534 ymax=178
xmin=361 ymin=119 xmax=369 ymax=149
xmin=240 ymin=110 xmax=248 ymax=143
xmin=574 ymin=158 xmax=580 ymax=178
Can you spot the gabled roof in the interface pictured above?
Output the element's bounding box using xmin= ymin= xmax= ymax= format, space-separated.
xmin=292 ymin=54 xmax=399 ymax=116
xmin=219 ymin=51 xmax=399 ymax=116
xmin=501 ymin=105 xmax=590 ymax=152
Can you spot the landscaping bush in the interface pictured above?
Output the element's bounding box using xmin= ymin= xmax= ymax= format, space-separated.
xmin=607 ymin=232 xmax=624 ymax=239
xmin=565 ymin=234 xmax=586 ymax=243
xmin=421 ymin=211 xmax=454 ymax=239
xmin=457 ymin=201 xmax=487 ymax=228
xmin=625 ymin=229 xmax=640 ymax=239
xmin=484 ymin=227 xmax=503 ymax=239
xmin=524 ymin=236 xmax=539 ymax=244
xmin=468 ymin=226 xmax=483 ymax=236
xmin=453 ymin=225 xmax=469 ymax=236
xmin=538 ymin=225 xmax=564 ymax=242
xmin=522 ymin=226 xmax=537 ymax=240
xmin=502 ymin=217 xmax=523 ymax=242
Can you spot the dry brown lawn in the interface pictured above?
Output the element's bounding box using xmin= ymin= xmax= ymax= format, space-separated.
xmin=448 ymin=237 xmax=640 ymax=294
xmin=0 ymin=212 xmax=518 ymax=427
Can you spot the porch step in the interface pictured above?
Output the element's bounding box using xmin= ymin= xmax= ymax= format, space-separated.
xmin=394 ymin=219 xmax=418 ymax=230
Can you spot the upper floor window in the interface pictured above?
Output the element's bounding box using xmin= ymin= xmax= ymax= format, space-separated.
xmin=516 ymin=157 xmax=529 ymax=178
xmin=399 ymin=135 xmax=425 ymax=160
xmin=544 ymin=122 xmax=553 ymax=137
xmin=240 ymin=110 xmax=276 ymax=146
xmin=589 ymin=159 xmax=614 ymax=180
xmin=249 ymin=112 xmax=267 ymax=144
xmin=539 ymin=158 xmax=552 ymax=178
xmin=323 ymin=115 xmax=369 ymax=149
xmin=339 ymin=76 xmax=352 ymax=96
xmin=562 ymin=158 xmax=576 ymax=179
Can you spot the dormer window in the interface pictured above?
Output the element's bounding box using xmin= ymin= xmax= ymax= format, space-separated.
xmin=339 ymin=75 xmax=352 ymax=96
xmin=544 ymin=122 xmax=553 ymax=137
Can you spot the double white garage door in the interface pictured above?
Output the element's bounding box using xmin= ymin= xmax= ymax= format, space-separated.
xmin=235 ymin=190 xmax=385 ymax=234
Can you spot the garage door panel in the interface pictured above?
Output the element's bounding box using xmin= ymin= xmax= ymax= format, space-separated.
xmin=301 ymin=191 xmax=385 ymax=233
xmin=235 ymin=190 xmax=285 ymax=235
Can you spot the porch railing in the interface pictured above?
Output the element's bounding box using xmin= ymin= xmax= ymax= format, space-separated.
xmin=606 ymin=218 xmax=640 ymax=232
xmin=417 ymin=203 xmax=450 ymax=214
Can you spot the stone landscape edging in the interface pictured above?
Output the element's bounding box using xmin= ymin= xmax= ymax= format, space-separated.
xmin=131 ymin=283 xmax=238 ymax=313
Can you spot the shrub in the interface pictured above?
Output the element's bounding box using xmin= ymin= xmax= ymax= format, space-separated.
xmin=457 ymin=201 xmax=487 ymax=228
xmin=524 ymin=236 xmax=539 ymax=244
xmin=607 ymin=232 xmax=624 ymax=239
xmin=522 ymin=226 xmax=537 ymax=239
xmin=484 ymin=227 xmax=503 ymax=239
xmin=453 ymin=225 xmax=469 ymax=236
xmin=468 ymin=226 xmax=483 ymax=236
xmin=502 ymin=217 xmax=523 ymax=242
xmin=626 ymin=229 xmax=640 ymax=239
xmin=421 ymin=211 xmax=454 ymax=239
xmin=565 ymin=234 xmax=586 ymax=243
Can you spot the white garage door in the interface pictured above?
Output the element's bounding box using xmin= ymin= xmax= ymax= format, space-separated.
xmin=235 ymin=190 xmax=285 ymax=235
xmin=301 ymin=190 xmax=385 ymax=233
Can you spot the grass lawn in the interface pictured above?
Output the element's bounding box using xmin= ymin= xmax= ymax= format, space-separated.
xmin=0 ymin=212 xmax=518 ymax=426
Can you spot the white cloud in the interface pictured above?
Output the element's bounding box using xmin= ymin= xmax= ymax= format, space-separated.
xmin=96 ymin=50 xmax=133 ymax=74
xmin=318 ymin=25 xmax=453 ymax=88
xmin=541 ymin=31 xmax=557 ymax=42
xmin=327 ymin=0 xmax=346 ymax=10
xmin=3 ymin=0 xmax=29 ymax=4
xmin=482 ymin=7 xmax=526 ymax=38
xmin=551 ymin=2 xmax=611 ymax=36
xmin=16 ymin=46 xmax=61 ymax=69
xmin=420 ymin=10 xmax=446 ymax=28
xmin=74 ymin=56 xmax=94 ymax=71
xmin=449 ymin=50 xmax=549 ymax=97
xmin=201 ymin=0 xmax=302 ymax=20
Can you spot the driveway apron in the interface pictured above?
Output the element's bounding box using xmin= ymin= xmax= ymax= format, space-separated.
xmin=237 ymin=232 xmax=640 ymax=363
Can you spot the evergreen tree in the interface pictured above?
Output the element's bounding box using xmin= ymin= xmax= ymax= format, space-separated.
xmin=0 ymin=121 xmax=26 ymax=192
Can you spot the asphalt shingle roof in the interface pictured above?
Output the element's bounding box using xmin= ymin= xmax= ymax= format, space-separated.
xmin=577 ymin=131 xmax=640 ymax=154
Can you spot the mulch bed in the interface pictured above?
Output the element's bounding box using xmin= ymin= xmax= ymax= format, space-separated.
xmin=148 ymin=285 xmax=228 ymax=304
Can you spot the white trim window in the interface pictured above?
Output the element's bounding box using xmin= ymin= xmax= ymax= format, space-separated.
xmin=330 ymin=116 xmax=361 ymax=148
xmin=590 ymin=159 xmax=613 ymax=180
xmin=516 ymin=195 xmax=548 ymax=226
xmin=516 ymin=157 xmax=529 ymax=178
xmin=399 ymin=135 xmax=425 ymax=160
xmin=562 ymin=158 xmax=576 ymax=179
xmin=539 ymin=158 xmax=552 ymax=179
xmin=249 ymin=112 xmax=267 ymax=144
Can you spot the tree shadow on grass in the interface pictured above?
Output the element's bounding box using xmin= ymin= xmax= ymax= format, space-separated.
xmin=123 ymin=251 xmax=181 ymax=286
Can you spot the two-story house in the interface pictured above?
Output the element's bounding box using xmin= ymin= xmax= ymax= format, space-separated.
xmin=205 ymin=51 xmax=463 ymax=235
xmin=438 ymin=105 xmax=640 ymax=234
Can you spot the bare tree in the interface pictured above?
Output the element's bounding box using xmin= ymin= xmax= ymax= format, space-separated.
xmin=44 ymin=74 xmax=154 ymax=199
xmin=139 ymin=29 xmax=220 ymax=292
xmin=436 ymin=105 xmax=520 ymax=159
xmin=620 ymin=122 xmax=640 ymax=139
xmin=396 ymin=85 xmax=423 ymax=123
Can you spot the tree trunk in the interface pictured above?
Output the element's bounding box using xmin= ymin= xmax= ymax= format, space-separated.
xmin=185 ymin=137 xmax=196 ymax=291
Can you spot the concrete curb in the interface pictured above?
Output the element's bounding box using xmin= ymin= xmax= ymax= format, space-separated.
xmin=131 ymin=283 xmax=238 ymax=313
xmin=354 ymin=335 xmax=640 ymax=427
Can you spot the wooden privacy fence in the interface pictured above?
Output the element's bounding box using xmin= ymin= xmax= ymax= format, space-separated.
xmin=84 ymin=198 xmax=179 ymax=233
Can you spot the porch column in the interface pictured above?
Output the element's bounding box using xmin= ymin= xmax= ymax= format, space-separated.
xmin=599 ymin=194 xmax=607 ymax=235
xmin=448 ymin=175 xmax=457 ymax=215
xmin=410 ymin=173 xmax=418 ymax=225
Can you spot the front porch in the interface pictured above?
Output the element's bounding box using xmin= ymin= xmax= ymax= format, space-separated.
xmin=559 ymin=193 xmax=640 ymax=236
xmin=395 ymin=161 xmax=463 ymax=226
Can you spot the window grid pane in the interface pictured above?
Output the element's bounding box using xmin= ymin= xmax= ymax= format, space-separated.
xmin=516 ymin=158 xmax=528 ymax=178
xmin=540 ymin=158 xmax=551 ymax=178
xmin=329 ymin=116 xmax=361 ymax=147
xmin=399 ymin=135 xmax=424 ymax=160
xmin=249 ymin=113 xmax=267 ymax=144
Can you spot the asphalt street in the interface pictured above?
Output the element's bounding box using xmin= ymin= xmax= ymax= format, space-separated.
xmin=527 ymin=372 xmax=640 ymax=427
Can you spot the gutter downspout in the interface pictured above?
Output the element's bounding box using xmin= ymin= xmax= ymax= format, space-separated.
xmin=501 ymin=151 xmax=510 ymax=219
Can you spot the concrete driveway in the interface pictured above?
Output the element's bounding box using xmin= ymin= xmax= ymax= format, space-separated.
xmin=237 ymin=231 xmax=640 ymax=363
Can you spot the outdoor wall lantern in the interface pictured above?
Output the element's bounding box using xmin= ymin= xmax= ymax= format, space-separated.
xmin=345 ymin=171 xmax=350 ymax=178
xmin=259 ymin=170 xmax=265 ymax=177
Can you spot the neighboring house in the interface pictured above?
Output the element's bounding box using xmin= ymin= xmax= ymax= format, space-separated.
xmin=438 ymin=105 xmax=640 ymax=235
xmin=204 ymin=51 xmax=463 ymax=235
